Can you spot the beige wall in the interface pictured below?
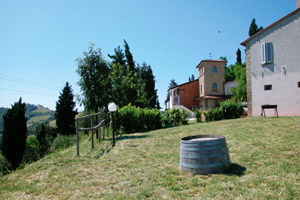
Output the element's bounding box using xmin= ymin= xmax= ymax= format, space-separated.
xmin=198 ymin=61 xmax=225 ymax=97
xmin=297 ymin=0 xmax=300 ymax=8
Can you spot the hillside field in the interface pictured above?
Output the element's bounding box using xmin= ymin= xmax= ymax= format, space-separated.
xmin=0 ymin=104 xmax=55 ymax=135
xmin=0 ymin=117 xmax=299 ymax=199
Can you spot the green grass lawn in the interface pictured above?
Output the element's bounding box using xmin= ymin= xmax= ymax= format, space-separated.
xmin=1 ymin=117 xmax=299 ymax=199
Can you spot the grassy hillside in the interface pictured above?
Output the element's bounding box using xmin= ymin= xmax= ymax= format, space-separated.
xmin=0 ymin=104 xmax=55 ymax=135
xmin=0 ymin=117 xmax=299 ymax=199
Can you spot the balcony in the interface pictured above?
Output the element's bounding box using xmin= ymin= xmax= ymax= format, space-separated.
xmin=173 ymin=96 xmax=180 ymax=105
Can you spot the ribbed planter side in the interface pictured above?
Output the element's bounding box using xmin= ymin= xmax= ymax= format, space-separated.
xmin=180 ymin=135 xmax=230 ymax=175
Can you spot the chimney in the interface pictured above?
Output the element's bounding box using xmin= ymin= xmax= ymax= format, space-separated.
xmin=297 ymin=0 xmax=300 ymax=8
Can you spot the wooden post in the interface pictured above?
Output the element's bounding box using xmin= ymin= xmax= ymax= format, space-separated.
xmin=91 ymin=116 xmax=94 ymax=149
xmin=107 ymin=113 xmax=109 ymax=137
xmin=102 ymin=114 xmax=105 ymax=140
xmin=103 ymin=115 xmax=105 ymax=139
xmin=76 ymin=119 xmax=79 ymax=156
xmin=99 ymin=114 xmax=102 ymax=142
xmin=112 ymin=112 xmax=115 ymax=147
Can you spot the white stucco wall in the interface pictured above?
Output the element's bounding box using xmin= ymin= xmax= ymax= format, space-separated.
xmin=248 ymin=10 xmax=300 ymax=116
xmin=224 ymin=80 xmax=238 ymax=95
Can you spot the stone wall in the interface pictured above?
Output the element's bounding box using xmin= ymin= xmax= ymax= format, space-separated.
xmin=245 ymin=44 xmax=252 ymax=116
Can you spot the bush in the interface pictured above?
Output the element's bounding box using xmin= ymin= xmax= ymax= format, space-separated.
xmin=193 ymin=109 xmax=202 ymax=122
xmin=51 ymin=134 xmax=77 ymax=151
xmin=171 ymin=108 xmax=182 ymax=126
xmin=34 ymin=124 xmax=56 ymax=157
xmin=0 ymin=151 xmax=11 ymax=175
xmin=22 ymin=136 xmax=40 ymax=164
xmin=162 ymin=108 xmax=189 ymax=127
xmin=115 ymin=105 xmax=162 ymax=134
xmin=204 ymin=100 xmax=244 ymax=122
xmin=181 ymin=109 xmax=189 ymax=125
xmin=115 ymin=105 xmax=191 ymax=133
xmin=204 ymin=108 xmax=222 ymax=122
xmin=220 ymin=100 xmax=244 ymax=119
xmin=162 ymin=110 xmax=172 ymax=126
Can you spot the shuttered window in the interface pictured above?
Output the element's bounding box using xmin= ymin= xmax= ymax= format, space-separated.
xmin=261 ymin=42 xmax=273 ymax=64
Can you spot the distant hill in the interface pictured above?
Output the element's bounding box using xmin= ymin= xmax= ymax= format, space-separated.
xmin=0 ymin=104 xmax=55 ymax=135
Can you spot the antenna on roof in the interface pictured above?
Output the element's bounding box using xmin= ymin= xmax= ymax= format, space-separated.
xmin=209 ymin=53 xmax=212 ymax=60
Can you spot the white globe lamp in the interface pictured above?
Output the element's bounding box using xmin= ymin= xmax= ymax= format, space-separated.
xmin=108 ymin=102 xmax=117 ymax=112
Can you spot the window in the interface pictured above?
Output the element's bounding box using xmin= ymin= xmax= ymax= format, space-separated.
xmin=212 ymin=83 xmax=217 ymax=92
xmin=264 ymin=85 xmax=272 ymax=91
xmin=261 ymin=42 xmax=273 ymax=64
xmin=212 ymin=66 xmax=217 ymax=73
xmin=298 ymin=82 xmax=300 ymax=88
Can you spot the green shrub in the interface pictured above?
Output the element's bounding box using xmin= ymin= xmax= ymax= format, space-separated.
xmin=22 ymin=136 xmax=40 ymax=164
xmin=220 ymin=100 xmax=244 ymax=119
xmin=51 ymin=134 xmax=77 ymax=151
xmin=162 ymin=108 xmax=189 ymax=127
xmin=162 ymin=110 xmax=172 ymax=126
xmin=204 ymin=100 xmax=244 ymax=122
xmin=193 ymin=109 xmax=202 ymax=122
xmin=0 ymin=151 xmax=11 ymax=175
xmin=181 ymin=109 xmax=189 ymax=125
xmin=34 ymin=124 xmax=55 ymax=157
xmin=171 ymin=108 xmax=182 ymax=126
xmin=114 ymin=105 xmax=162 ymax=134
xmin=118 ymin=105 xmax=137 ymax=133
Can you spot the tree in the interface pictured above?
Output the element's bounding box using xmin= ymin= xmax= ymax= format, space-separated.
xmin=225 ymin=64 xmax=236 ymax=82
xmin=110 ymin=63 xmax=146 ymax=108
xmin=230 ymin=63 xmax=247 ymax=101
xmin=124 ymin=40 xmax=135 ymax=71
xmin=165 ymin=79 xmax=178 ymax=106
xmin=55 ymin=82 xmax=77 ymax=135
xmin=23 ymin=136 xmax=40 ymax=164
xmin=138 ymin=63 xmax=158 ymax=108
xmin=76 ymin=43 xmax=111 ymax=112
xmin=249 ymin=18 xmax=263 ymax=36
xmin=108 ymin=46 xmax=126 ymax=66
xmin=1 ymin=98 xmax=27 ymax=169
xmin=169 ymin=79 xmax=177 ymax=88
xmin=108 ymin=41 xmax=158 ymax=109
xmin=35 ymin=123 xmax=51 ymax=157
xmin=236 ymin=48 xmax=242 ymax=65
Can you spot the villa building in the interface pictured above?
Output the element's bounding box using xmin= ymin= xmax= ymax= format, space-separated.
xmin=167 ymin=60 xmax=235 ymax=112
xmin=241 ymin=2 xmax=300 ymax=116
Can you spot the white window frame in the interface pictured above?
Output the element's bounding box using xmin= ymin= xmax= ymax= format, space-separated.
xmin=261 ymin=42 xmax=273 ymax=65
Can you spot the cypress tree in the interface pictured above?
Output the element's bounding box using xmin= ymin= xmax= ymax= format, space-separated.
xmin=249 ymin=18 xmax=263 ymax=36
xmin=236 ymin=48 xmax=242 ymax=65
xmin=35 ymin=123 xmax=50 ymax=157
xmin=108 ymin=46 xmax=126 ymax=66
xmin=2 ymin=98 xmax=27 ymax=169
xmin=191 ymin=75 xmax=195 ymax=81
xmin=55 ymin=82 xmax=77 ymax=135
xmin=138 ymin=63 xmax=158 ymax=108
xmin=124 ymin=40 xmax=135 ymax=71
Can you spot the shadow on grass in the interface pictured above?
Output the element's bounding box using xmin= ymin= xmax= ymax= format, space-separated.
xmin=116 ymin=134 xmax=150 ymax=141
xmin=224 ymin=163 xmax=247 ymax=176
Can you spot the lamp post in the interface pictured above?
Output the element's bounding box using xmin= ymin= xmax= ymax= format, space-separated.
xmin=108 ymin=102 xmax=117 ymax=147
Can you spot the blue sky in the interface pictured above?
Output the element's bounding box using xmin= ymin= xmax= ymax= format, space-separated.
xmin=0 ymin=0 xmax=296 ymax=111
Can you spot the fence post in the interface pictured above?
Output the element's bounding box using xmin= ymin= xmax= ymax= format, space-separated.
xmin=91 ymin=116 xmax=94 ymax=149
xmin=107 ymin=113 xmax=109 ymax=137
xmin=99 ymin=114 xmax=102 ymax=142
xmin=103 ymin=114 xmax=106 ymax=139
xmin=112 ymin=112 xmax=115 ymax=147
xmin=76 ymin=119 xmax=79 ymax=156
